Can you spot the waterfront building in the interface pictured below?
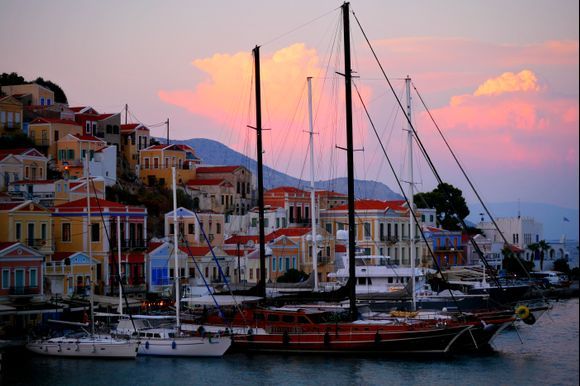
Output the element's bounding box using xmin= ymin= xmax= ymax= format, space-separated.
xmin=0 ymin=148 xmax=48 ymax=191
xmin=8 ymin=179 xmax=56 ymax=207
xmin=184 ymin=178 xmax=235 ymax=214
xmin=120 ymin=123 xmax=150 ymax=174
xmin=315 ymin=190 xmax=347 ymax=210
xmin=51 ymin=198 xmax=147 ymax=294
xmin=1 ymin=83 xmax=55 ymax=107
xmin=247 ymin=205 xmax=287 ymax=235
xmin=45 ymin=251 xmax=98 ymax=296
xmin=0 ymin=95 xmax=24 ymax=136
xmin=195 ymin=165 xmax=253 ymax=215
xmin=477 ymin=216 xmax=543 ymax=261
xmin=464 ymin=233 xmax=504 ymax=271
xmin=138 ymin=144 xmax=197 ymax=187
xmin=74 ymin=111 xmax=121 ymax=150
xmin=264 ymin=186 xmax=312 ymax=227
xmin=0 ymin=241 xmax=44 ymax=301
xmin=164 ymin=207 xmax=225 ymax=248
xmin=0 ymin=200 xmax=54 ymax=256
xmin=422 ymin=226 xmax=465 ymax=268
xmin=27 ymin=117 xmax=82 ymax=163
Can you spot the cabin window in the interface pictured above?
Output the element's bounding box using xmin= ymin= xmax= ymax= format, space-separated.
xmin=267 ymin=314 xmax=280 ymax=322
xmin=282 ymin=315 xmax=294 ymax=323
xmin=298 ymin=316 xmax=309 ymax=324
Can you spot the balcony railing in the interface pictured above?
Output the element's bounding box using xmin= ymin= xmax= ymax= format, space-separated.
xmin=26 ymin=238 xmax=53 ymax=249
xmin=380 ymin=235 xmax=399 ymax=244
xmin=1 ymin=123 xmax=21 ymax=131
xmin=111 ymin=239 xmax=147 ymax=250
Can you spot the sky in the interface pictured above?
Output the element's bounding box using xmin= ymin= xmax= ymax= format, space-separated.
xmin=1 ymin=0 xmax=578 ymax=211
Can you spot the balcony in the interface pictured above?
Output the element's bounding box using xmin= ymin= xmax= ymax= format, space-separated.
xmin=111 ymin=239 xmax=147 ymax=251
xmin=26 ymin=238 xmax=54 ymax=250
xmin=380 ymin=235 xmax=399 ymax=244
xmin=1 ymin=123 xmax=21 ymax=131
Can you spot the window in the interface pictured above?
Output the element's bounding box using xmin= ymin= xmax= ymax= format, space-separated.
xmin=16 ymin=223 xmax=22 ymax=241
xmin=91 ymin=223 xmax=100 ymax=242
xmin=153 ymin=157 xmax=159 ymax=169
xmin=40 ymin=97 xmax=45 ymax=106
xmin=30 ymin=268 xmax=38 ymax=287
xmin=86 ymin=122 xmax=91 ymax=134
xmin=0 ymin=111 xmax=5 ymax=123
xmin=188 ymin=223 xmax=194 ymax=234
xmin=47 ymin=98 xmax=52 ymax=106
xmin=216 ymin=223 xmax=221 ymax=234
xmin=279 ymin=257 xmax=283 ymax=272
xmin=62 ymin=223 xmax=71 ymax=242
xmin=364 ymin=222 xmax=371 ymax=239
xmin=144 ymin=157 xmax=150 ymax=169
xmin=15 ymin=112 xmax=20 ymax=123
xmin=272 ymin=257 xmax=276 ymax=271
xmin=2 ymin=269 xmax=9 ymax=289
xmin=106 ymin=125 xmax=112 ymax=134
xmin=67 ymin=149 xmax=74 ymax=160
xmin=293 ymin=257 xmax=297 ymax=269
xmin=170 ymin=224 xmax=175 ymax=235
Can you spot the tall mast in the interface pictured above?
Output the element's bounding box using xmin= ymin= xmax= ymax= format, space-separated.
xmin=342 ymin=2 xmax=356 ymax=320
xmin=307 ymin=77 xmax=318 ymax=291
xmin=172 ymin=167 xmax=181 ymax=329
xmin=405 ymin=76 xmax=416 ymax=311
xmin=253 ymin=45 xmax=267 ymax=298
xmin=117 ymin=217 xmax=123 ymax=314
xmin=85 ymin=146 xmax=95 ymax=336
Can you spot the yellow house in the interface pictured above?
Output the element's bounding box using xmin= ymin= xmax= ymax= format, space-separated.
xmin=52 ymin=197 xmax=147 ymax=294
xmin=1 ymin=83 xmax=55 ymax=107
xmin=28 ymin=117 xmax=82 ymax=162
xmin=55 ymin=133 xmax=106 ymax=177
xmin=0 ymin=200 xmax=54 ymax=255
xmin=45 ymin=251 xmax=98 ymax=296
xmin=138 ymin=144 xmax=196 ymax=187
xmin=164 ymin=207 xmax=225 ymax=248
xmin=0 ymin=95 xmax=24 ymax=136
xmin=120 ymin=123 xmax=150 ymax=174
xmin=0 ymin=148 xmax=48 ymax=191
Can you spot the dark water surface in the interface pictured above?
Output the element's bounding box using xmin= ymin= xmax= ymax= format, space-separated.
xmin=2 ymin=299 xmax=578 ymax=386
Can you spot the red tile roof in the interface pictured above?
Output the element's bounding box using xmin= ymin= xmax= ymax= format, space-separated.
xmin=196 ymin=166 xmax=240 ymax=174
xmin=0 ymin=202 xmax=24 ymax=211
xmin=328 ymin=199 xmax=406 ymax=212
xmin=179 ymin=246 xmax=211 ymax=256
xmin=51 ymin=252 xmax=75 ymax=262
xmin=54 ymin=197 xmax=142 ymax=211
xmin=11 ymin=179 xmax=55 ymax=185
xmin=270 ymin=227 xmax=311 ymax=238
xmin=30 ymin=117 xmax=80 ymax=126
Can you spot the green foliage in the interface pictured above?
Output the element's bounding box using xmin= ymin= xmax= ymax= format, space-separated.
xmin=414 ymin=182 xmax=470 ymax=231
xmin=34 ymin=77 xmax=68 ymax=104
xmin=0 ymin=72 xmax=68 ymax=103
xmin=0 ymin=133 xmax=36 ymax=150
xmin=552 ymin=258 xmax=571 ymax=275
xmin=276 ymin=269 xmax=309 ymax=283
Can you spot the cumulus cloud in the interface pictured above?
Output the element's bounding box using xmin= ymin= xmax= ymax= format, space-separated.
xmin=473 ymin=70 xmax=541 ymax=96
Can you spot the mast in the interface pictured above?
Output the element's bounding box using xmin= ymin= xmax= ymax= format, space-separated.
xmin=342 ymin=2 xmax=356 ymax=320
xmin=117 ymin=217 xmax=123 ymax=314
xmin=172 ymin=167 xmax=181 ymax=330
xmin=85 ymin=146 xmax=95 ymax=336
xmin=405 ymin=76 xmax=416 ymax=311
xmin=253 ymin=45 xmax=267 ymax=298
xmin=307 ymin=77 xmax=318 ymax=291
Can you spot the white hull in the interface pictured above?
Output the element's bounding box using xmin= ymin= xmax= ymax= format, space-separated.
xmin=137 ymin=335 xmax=230 ymax=357
xmin=26 ymin=336 xmax=139 ymax=358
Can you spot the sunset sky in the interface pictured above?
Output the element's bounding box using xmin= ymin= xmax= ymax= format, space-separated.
xmin=1 ymin=0 xmax=578 ymax=211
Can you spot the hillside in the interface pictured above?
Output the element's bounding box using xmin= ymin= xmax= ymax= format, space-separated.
xmin=172 ymin=138 xmax=403 ymax=200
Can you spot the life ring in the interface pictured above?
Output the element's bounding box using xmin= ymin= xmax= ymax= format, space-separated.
xmin=515 ymin=305 xmax=530 ymax=320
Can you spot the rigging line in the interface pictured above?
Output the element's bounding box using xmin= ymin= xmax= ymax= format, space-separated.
xmin=352 ymin=10 xmax=502 ymax=289
xmin=353 ymin=81 xmax=464 ymax=313
xmin=411 ymin=83 xmax=530 ymax=277
xmin=89 ymin=179 xmax=137 ymax=331
xmin=260 ymin=6 xmax=341 ymax=48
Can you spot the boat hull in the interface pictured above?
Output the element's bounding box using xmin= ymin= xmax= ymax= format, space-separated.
xmin=137 ymin=336 xmax=231 ymax=357
xmin=231 ymin=325 xmax=472 ymax=355
xmin=26 ymin=337 xmax=139 ymax=358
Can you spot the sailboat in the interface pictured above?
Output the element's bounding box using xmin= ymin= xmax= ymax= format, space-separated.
xmin=26 ymin=152 xmax=139 ymax=359
xmin=111 ymin=167 xmax=231 ymax=357
xmin=191 ymin=3 xmax=515 ymax=355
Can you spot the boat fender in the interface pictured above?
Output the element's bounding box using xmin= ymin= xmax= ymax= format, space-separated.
xmin=75 ymin=343 xmax=80 ymax=352
xmin=283 ymin=331 xmax=290 ymax=346
xmin=523 ymin=313 xmax=536 ymax=325
xmin=57 ymin=344 xmax=61 ymax=353
xmin=172 ymin=341 xmax=177 ymax=350
xmin=145 ymin=341 xmax=149 ymax=350
xmin=324 ymin=332 xmax=331 ymax=346
xmin=374 ymin=331 xmax=381 ymax=344
xmin=247 ymin=328 xmax=253 ymax=335
xmin=515 ymin=305 xmax=530 ymax=320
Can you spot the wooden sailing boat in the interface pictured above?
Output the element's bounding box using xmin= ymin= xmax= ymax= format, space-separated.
xmin=26 ymin=152 xmax=139 ymax=358
xmin=213 ymin=2 xmax=514 ymax=355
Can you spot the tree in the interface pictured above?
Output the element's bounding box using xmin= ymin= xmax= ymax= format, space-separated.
xmin=501 ymin=246 xmax=533 ymax=276
xmin=552 ymin=258 xmax=570 ymax=275
xmin=414 ymin=182 xmax=470 ymax=231
xmin=34 ymin=77 xmax=68 ymax=104
xmin=0 ymin=72 xmax=25 ymax=87
xmin=527 ymin=242 xmax=539 ymax=262
xmin=276 ymin=269 xmax=309 ymax=283
xmin=537 ymin=240 xmax=551 ymax=271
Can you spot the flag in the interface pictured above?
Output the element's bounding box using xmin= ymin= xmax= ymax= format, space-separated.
xmin=563 ymin=217 xmax=570 ymax=222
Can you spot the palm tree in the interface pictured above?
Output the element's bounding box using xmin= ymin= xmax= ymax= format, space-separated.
xmin=527 ymin=242 xmax=539 ymax=263
xmin=537 ymin=240 xmax=551 ymax=271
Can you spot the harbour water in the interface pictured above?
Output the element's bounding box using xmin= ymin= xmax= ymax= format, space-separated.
xmin=1 ymin=299 xmax=578 ymax=386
